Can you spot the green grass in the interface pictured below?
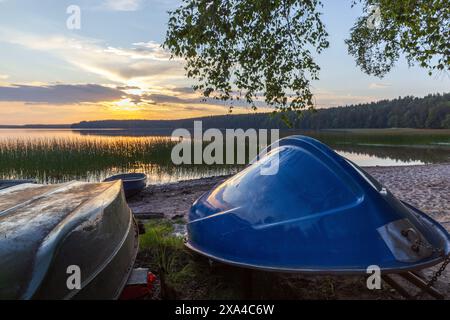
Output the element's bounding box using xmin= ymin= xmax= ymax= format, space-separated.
xmin=137 ymin=219 xmax=398 ymax=300
xmin=138 ymin=219 xmax=248 ymax=299
xmin=139 ymin=219 xmax=185 ymax=274
xmin=0 ymin=136 xmax=177 ymax=182
xmin=0 ymin=135 xmax=244 ymax=183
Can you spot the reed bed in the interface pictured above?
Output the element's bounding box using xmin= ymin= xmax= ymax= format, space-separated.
xmin=0 ymin=136 xmax=177 ymax=183
xmin=0 ymin=136 xmax=175 ymax=163
xmin=1 ymin=129 xmax=448 ymax=183
xmin=0 ymin=136 xmax=244 ymax=183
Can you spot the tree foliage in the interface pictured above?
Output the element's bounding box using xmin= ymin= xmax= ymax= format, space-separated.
xmin=298 ymin=93 xmax=450 ymax=129
xmin=164 ymin=0 xmax=329 ymax=116
xmin=164 ymin=0 xmax=448 ymax=116
xmin=346 ymin=0 xmax=449 ymax=77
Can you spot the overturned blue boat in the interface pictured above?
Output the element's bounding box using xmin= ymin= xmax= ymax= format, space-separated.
xmin=103 ymin=173 xmax=147 ymax=198
xmin=186 ymin=136 xmax=450 ymax=274
xmin=0 ymin=179 xmax=36 ymax=191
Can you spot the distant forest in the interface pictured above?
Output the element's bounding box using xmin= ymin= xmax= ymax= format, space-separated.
xmin=72 ymin=93 xmax=450 ymax=130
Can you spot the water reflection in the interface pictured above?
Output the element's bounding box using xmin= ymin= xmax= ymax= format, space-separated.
xmin=333 ymin=144 xmax=450 ymax=165
xmin=336 ymin=150 xmax=424 ymax=166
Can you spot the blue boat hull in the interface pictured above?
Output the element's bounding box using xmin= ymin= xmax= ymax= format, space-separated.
xmin=186 ymin=136 xmax=450 ymax=273
xmin=103 ymin=173 xmax=147 ymax=198
xmin=0 ymin=180 xmax=36 ymax=191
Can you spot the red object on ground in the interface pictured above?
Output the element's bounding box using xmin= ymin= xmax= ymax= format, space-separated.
xmin=119 ymin=268 xmax=157 ymax=300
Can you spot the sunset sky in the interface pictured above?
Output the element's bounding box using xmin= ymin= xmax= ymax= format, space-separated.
xmin=0 ymin=0 xmax=448 ymax=125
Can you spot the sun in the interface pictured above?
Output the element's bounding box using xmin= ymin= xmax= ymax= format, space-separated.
xmin=124 ymin=88 xmax=145 ymax=96
xmin=110 ymin=98 xmax=139 ymax=112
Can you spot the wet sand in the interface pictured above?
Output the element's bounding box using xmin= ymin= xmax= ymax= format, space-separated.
xmin=129 ymin=163 xmax=450 ymax=299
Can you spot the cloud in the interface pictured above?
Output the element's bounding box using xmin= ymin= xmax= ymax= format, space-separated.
xmin=137 ymin=92 xmax=270 ymax=109
xmin=102 ymin=0 xmax=142 ymax=11
xmin=143 ymin=93 xmax=188 ymax=104
xmin=0 ymin=29 xmax=270 ymax=111
xmin=116 ymin=85 xmax=141 ymax=90
xmin=171 ymin=86 xmax=195 ymax=94
xmin=369 ymin=83 xmax=392 ymax=89
xmin=0 ymin=29 xmax=184 ymax=87
xmin=99 ymin=0 xmax=181 ymax=11
xmin=0 ymin=84 xmax=128 ymax=104
xmin=103 ymin=42 xmax=172 ymax=62
xmin=0 ymin=74 xmax=8 ymax=79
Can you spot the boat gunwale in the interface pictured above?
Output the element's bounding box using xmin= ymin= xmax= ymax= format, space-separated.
xmin=63 ymin=214 xmax=139 ymax=300
xmin=111 ymin=217 xmax=139 ymax=300
xmin=103 ymin=173 xmax=147 ymax=183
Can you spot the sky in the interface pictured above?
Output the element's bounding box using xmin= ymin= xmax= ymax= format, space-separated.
xmin=0 ymin=0 xmax=448 ymax=125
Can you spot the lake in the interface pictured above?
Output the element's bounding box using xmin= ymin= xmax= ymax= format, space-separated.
xmin=1 ymin=128 xmax=449 ymax=184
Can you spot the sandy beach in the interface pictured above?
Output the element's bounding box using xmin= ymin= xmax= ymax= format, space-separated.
xmin=129 ymin=163 xmax=450 ymax=299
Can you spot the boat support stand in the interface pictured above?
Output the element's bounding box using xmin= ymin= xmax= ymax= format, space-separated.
xmin=382 ymin=272 xmax=444 ymax=300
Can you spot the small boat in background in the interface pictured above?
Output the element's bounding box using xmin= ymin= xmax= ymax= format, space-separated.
xmin=103 ymin=173 xmax=147 ymax=198
xmin=0 ymin=180 xmax=138 ymax=300
xmin=0 ymin=179 xmax=36 ymax=191
xmin=186 ymin=135 xmax=450 ymax=274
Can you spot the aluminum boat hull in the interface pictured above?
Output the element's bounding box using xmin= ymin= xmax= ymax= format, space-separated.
xmin=0 ymin=180 xmax=138 ymax=300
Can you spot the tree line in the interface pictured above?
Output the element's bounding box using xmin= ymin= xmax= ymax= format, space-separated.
xmin=72 ymin=93 xmax=450 ymax=130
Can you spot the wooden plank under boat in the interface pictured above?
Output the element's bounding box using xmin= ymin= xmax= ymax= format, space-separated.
xmin=0 ymin=180 xmax=138 ymax=300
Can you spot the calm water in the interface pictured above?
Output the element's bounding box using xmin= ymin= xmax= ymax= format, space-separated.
xmin=0 ymin=128 xmax=449 ymax=184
